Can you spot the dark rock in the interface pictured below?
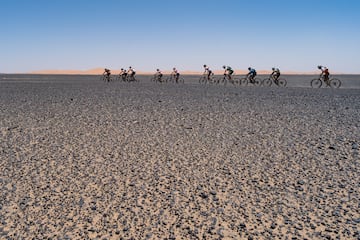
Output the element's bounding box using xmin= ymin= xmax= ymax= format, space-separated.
xmin=199 ymin=192 xmax=208 ymax=199
xmin=297 ymin=180 xmax=305 ymax=185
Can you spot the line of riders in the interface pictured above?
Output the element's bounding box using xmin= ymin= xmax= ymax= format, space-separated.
xmin=102 ymin=65 xmax=331 ymax=86
xmin=102 ymin=66 xmax=137 ymax=82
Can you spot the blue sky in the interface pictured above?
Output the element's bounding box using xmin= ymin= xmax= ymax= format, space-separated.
xmin=1 ymin=0 xmax=360 ymax=73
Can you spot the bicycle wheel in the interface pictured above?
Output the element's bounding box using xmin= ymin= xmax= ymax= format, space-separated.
xmin=199 ymin=76 xmax=206 ymax=84
xmin=253 ymin=78 xmax=262 ymax=86
xmin=262 ymin=78 xmax=272 ymax=87
xmin=178 ymin=77 xmax=185 ymax=84
xmin=311 ymin=78 xmax=322 ymax=88
xmin=233 ymin=77 xmax=240 ymax=85
xmin=240 ymin=78 xmax=248 ymax=86
xmin=100 ymin=75 xmax=108 ymax=82
xmin=277 ymin=78 xmax=287 ymax=87
xmin=329 ymin=78 xmax=341 ymax=88
xmin=218 ymin=77 xmax=226 ymax=85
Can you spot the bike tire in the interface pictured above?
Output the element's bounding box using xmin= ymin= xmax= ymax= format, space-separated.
xmin=233 ymin=77 xmax=240 ymax=85
xmin=240 ymin=78 xmax=248 ymax=86
xmin=199 ymin=76 xmax=206 ymax=84
xmin=262 ymin=78 xmax=272 ymax=87
xmin=277 ymin=78 xmax=287 ymax=87
xmin=150 ymin=76 xmax=156 ymax=82
xmin=253 ymin=78 xmax=262 ymax=86
xmin=218 ymin=77 xmax=226 ymax=85
xmin=329 ymin=78 xmax=341 ymax=88
xmin=311 ymin=78 xmax=322 ymax=88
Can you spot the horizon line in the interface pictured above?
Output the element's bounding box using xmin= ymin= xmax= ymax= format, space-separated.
xmin=1 ymin=68 xmax=358 ymax=75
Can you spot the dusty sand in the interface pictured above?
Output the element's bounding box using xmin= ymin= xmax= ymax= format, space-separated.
xmin=0 ymin=75 xmax=359 ymax=239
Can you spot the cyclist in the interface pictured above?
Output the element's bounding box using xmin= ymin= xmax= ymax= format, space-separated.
xmin=103 ymin=68 xmax=111 ymax=81
xmin=203 ymin=64 xmax=213 ymax=80
xmin=128 ymin=66 xmax=136 ymax=78
xmin=247 ymin=67 xmax=257 ymax=83
xmin=171 ymin=67 xmax=180 ymax=83
xmin=318 ymin=65 xmax=330 ymax=83
xmin=155 ymin=68 xmax=163 ymax=82
xmin=223 ymin=65 xmax=234 ymax=80
xmin=119 ymin=68 xmax=127 ymax=81
xmin=271 ymin=67 xmax=281 ymax=81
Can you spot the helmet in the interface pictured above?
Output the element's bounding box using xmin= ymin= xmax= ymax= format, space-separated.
xmin=129 ymin=66 xmax=132 ymax=68
xmin=272 ymin=67 xmax=275 ymax=71
xmin=223 ymin=65 xmax=226 ymax=69
xmin=248 ymin=67 xmax=251 ymax=70
xmin=121 ymin=68 xmax=124 ymax=70
xmin=317 ymin=65 xmax=322 ymax=69
xmin=173 ymin=67 xmax=176 ymax=70
xmin=203 ymin=64 xmax=207 ymax=67
xmin=156 ymin=69 xmax=159 ymax=71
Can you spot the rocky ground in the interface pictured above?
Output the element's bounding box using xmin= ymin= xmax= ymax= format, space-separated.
xmin=0 ymin=76 xmax=359 ymax=239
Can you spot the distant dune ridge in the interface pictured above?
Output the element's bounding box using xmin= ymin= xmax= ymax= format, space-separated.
xmin=30 ymin=68 xmax=321 ymax=75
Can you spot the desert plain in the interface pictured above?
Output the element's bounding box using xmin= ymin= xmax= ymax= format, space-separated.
xmin=0 ymin=74 xmax=359 ymax=239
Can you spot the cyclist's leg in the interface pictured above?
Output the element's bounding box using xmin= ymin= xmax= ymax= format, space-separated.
xmin=250 ymin=74 xmax=254 ymax=82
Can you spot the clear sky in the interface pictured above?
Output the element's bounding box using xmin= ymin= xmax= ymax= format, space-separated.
xmin=1 ymin=0 xmax=360 ymax=73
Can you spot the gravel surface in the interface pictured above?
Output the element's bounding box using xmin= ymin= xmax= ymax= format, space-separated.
xmin=0 ymin=75 xmax=359 ymax=239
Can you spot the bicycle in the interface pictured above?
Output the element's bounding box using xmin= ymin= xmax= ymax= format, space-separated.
xmin=262 ymin=75 xmax=287 ymax=87
xmin=310 ymin=75 xmax=341 ymax=88
xmin=166 ymin=75 xmax=184 ymax=84
xmin=217 ymin=74 xmax=239 ymax=86
xmin=199 ymin=73 xmax=216 ymax=84
xmin=150 ymin=74 xmax=164 ymax=83
xmin=116 ymin=74 xmax=127 ymax=82
xmin=100 ymin=75 xmax=113 ymax=82
xmin=239 ymin=75 xmax=262 ymax=86
xmin=125 ymin=74 xmax=139 ymax=82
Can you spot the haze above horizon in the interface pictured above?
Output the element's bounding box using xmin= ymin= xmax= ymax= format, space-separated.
xmin=1 ymin=0 xmax=360 ymax=74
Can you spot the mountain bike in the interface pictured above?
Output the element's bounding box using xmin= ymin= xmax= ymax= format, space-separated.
xmin=150 ymin=74 xmax=164 ymax=83
xmin=199 ymin=74 xmax=217 ymax=84
xmin=166 ymin=75 xmax=184 ymax=84
xmin=310 ymin=76 xmax=341 ymax=88
xmin=116 ymin=74 xmax=127 ymax=82
xmin=125 ymin=74 xmax=139 ymax=82
xmin=262 ymin=75 xmax=287 ymax=87
xmin=100 ymin=75 xmax=113 ymax=82
xmin=239 ymin=75 xmax=262 ymax=86
xmin=217 ymin=74 xmax=239 ymax=86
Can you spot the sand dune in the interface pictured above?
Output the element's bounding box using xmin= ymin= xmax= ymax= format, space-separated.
xmin=30 ymin=68 xmax=323 ymax=75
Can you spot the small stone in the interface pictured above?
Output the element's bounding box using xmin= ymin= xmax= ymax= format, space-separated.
xmin=270 ymin=223 xmax=277 ymax=229
xmin=238 ymin=223 xmax=246 ymax=231
xmin=353 ymin=218 xmax=360 ymax=224
xmin=199 ymin=192 xmax=208 ymax=199
xmin=297 ymin=180 xmax=305 ymax=185
xmin=352 ymin=143 xmax=359 ymax=150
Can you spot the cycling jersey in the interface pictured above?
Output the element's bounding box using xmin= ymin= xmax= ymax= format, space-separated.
xmin=225 ymin=67 xmax=234 ymax=75
xmin=204 ymin=67 xmax=211 ymax=72
xmin=249 ymin=68 xmax=256 ymax=75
